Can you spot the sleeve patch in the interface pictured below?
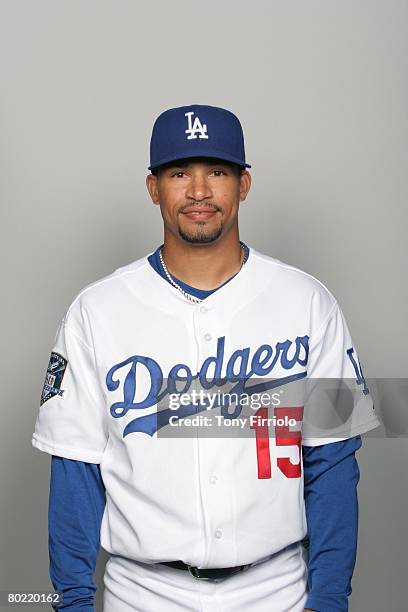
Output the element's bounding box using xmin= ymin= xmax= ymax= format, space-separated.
xmin=40 ymin=351 xmax=68 ymax=405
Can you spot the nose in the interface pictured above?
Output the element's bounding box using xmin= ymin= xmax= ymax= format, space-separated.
xmin=185 ymin=173 xmax=213 ymax=202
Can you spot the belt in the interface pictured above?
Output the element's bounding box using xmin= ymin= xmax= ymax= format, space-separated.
xmin=161 ymin=560 xmax=251 ymax=582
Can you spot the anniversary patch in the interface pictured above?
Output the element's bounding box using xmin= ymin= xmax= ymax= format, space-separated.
xmin=40 ymin=351 xmax=68 ymax=406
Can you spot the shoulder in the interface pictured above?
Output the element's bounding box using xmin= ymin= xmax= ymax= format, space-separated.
xmin=249 ymin=246 xmax=340 ymax=324
xmin=62 ymin=253 xmax=152 ymax=329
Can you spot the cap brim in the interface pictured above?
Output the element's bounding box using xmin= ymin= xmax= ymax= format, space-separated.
xmin=148 ymin=152 xmax=251 ymax=171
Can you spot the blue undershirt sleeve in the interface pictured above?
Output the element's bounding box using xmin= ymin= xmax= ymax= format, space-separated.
xmin=48 ymin=455 xmax=106 ymax=611
xmin=302 ymin=435 xmax=362 ymax=612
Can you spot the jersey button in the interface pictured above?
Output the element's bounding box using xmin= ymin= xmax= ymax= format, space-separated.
xmin=210 ymin=475 xmax=218 ymax=484
xmin=214 ymin=529 xmax=223 ymax=539
xmin=200 ymin=305 xmax=208 ymax=314
xmin=204 ymin=333 xmax=212 ymax=341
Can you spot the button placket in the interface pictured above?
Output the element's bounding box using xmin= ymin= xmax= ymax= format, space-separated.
xmin=191 ymin=306 xmax=234 ymax=566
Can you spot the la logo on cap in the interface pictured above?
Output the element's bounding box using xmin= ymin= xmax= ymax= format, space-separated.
xmin=185 ymin=111 xmax=209 ymax=140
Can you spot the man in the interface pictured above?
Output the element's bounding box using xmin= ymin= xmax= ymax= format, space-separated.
xmin=32 ymin=104 xmax=380 ymax=611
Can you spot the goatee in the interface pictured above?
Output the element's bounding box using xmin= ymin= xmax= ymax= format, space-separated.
xmin=178 ymin=225 xmax=223 ymax=244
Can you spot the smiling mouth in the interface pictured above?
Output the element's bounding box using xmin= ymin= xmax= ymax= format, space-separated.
xmin=181 ymin=208 xmax=219 ymax=220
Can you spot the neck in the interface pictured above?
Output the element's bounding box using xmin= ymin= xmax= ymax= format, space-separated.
xmin=161 ymin=230 xmax=244 ymax=290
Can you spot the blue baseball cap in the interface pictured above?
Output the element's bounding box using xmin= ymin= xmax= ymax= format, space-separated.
xmin=148 ymin=104 xmax=251 ymax=171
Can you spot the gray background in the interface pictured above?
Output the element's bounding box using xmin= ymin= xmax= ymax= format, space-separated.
xmin=1 ymin=1 xmax=407 ymax=610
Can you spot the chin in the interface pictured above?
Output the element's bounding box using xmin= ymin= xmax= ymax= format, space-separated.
xmin=178 ymin=225 xmax=223 ymax=244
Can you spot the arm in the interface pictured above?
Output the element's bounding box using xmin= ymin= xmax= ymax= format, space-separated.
xmin=49 ymin=455 xmax=106 ymax=611
xmin=302 ymin=435 xmax=362 ymax=612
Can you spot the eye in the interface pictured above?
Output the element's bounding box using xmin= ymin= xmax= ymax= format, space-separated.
xmin=212 ymin=169 xmax=226 ymax=176
xmin=171 ymin=171 xmax=186 ymax=178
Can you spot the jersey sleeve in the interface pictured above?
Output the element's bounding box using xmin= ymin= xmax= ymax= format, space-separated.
xmin=301 ymin=301 xmax=381 ymax=446
xmin=32 ymin=316 xmax=109 ymax=463
xmin=49 ymin=456 xmax=106 ymax=610
xmin=302 ymin=436 xmax=362 ymax=610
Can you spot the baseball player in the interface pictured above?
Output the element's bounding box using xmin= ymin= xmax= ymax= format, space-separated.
xmin=32 ymin=104 xmax=380 ymax=611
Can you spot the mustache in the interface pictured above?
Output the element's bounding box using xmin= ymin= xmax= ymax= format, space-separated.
xmin=178 ymin=202 xmax=222 ymax=213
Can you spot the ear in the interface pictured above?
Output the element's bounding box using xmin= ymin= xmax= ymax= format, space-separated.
xmin=146 ymin=174 xmax=160 ymax=205
xmin=239 ymin=170 xmax=252 ymax=202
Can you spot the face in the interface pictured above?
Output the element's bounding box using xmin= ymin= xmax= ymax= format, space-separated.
xmin=146 ymin=157 xmax=251 ymax=244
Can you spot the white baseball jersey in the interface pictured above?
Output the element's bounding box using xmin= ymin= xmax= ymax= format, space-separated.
xmin=32 ymin=246 xmax=380 ymax=570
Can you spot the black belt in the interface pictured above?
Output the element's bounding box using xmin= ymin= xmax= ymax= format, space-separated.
xmin=161 ymin=560 xmax=251 ymax=582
